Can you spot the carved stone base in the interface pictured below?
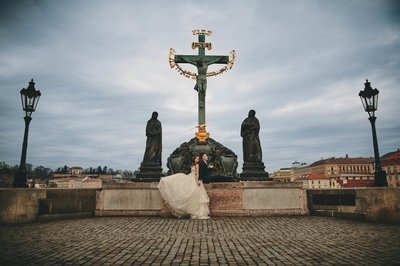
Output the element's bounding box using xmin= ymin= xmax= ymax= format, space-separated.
xmin=240 ymin=162 xmax=270 ymax=181
xmin=167 ymin=137 xmax=238 ymax=182
xmin=136 ymin=162 xmax=164 ymax=182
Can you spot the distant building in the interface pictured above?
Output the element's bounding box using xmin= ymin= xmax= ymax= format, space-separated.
xmin=48 ymin=176 xmax=102 ymax=188
xmin=48 ymin=177 xmax=73 ymax=188
xmin=98 ymin=175 xmax=115 ymax=184
xmin=81 ymin=177 xmax=102 ymax=188
xmin=293 ymin=155 xmax=375 ymax=188
xmin=272 ymin=161 xmax=308 ymax=183
xmin=381 ymin=149 xmax=400 ymax=188
xmin=297 ymin=172 xmax=331 ymax=189
xmin=292 ymin=164 xmax=311 ymax=182
xmin=271 ymin=168 xmax=293 ymax=182
xmin=69 ymin=178 xmax=83 ymax=188
xmin=335 ymin=178 xmax=374 ymax=188
xmin=70 ymin=166 xmax=83 ymax=175
xmin=50 ymin=164 xmax=116 ymax=188
xmin=34 ymin=180 xmax=47 ymax=188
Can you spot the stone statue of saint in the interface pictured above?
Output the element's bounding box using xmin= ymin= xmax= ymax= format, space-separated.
xmin=241 ymin=110 xmax=262 ymax=163
xmin=143 ymin=112 xmax=162 ymax=163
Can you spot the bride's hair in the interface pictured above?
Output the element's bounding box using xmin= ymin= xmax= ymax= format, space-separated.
xmin=192 ymin=155 xmax=200 ymax=165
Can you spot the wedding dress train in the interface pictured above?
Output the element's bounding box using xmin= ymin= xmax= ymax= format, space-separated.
xmin=157 ymin=167 xmax=210 ymax=219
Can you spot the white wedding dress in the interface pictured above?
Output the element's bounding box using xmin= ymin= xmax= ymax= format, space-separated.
xmin=157 ymin=166 xmax=210 ymax=219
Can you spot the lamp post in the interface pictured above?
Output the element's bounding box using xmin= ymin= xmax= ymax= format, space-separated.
xmin=13 ymin=79 xmax=41 ymax=188
xmin=358 ymin=79 xmax=387 ymax=187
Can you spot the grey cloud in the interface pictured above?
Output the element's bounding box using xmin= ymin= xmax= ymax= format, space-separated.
xmin=1 ymin=0 xmax=399 ymax=173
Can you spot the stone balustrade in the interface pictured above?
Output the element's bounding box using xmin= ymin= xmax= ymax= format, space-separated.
xmin=1 ymin=184 xmax=399 ymax=224
xmin=96 ymin=181 xmax=308 ymax=217
xmin=307 ymin=187 xmax=400 ymax=223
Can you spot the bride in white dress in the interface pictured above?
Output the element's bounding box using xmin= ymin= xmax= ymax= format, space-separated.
xmin=157 ymin=156 xmax=210 ymax=219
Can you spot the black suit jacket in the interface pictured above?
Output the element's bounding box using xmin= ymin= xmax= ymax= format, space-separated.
xmin=198 ymin=160 xmax=210 ymax=183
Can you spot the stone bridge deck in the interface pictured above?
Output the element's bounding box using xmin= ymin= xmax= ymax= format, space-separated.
xmin=1 ymin=216 xmax=399 ymax=265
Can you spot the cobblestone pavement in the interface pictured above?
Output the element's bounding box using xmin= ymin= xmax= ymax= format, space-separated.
xmin=1 ymin=216 xmax=399 ymax=265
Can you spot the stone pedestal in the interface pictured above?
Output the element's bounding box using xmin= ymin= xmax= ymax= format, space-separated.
xmin=136 ymin=162 xmax=164 ymax=182
xmin=240 ymin=162 xmax=270 ymax=181
xmin=94 ymin=181 xmax=308 ymax=218
xmin=167 ymin=137 xmax=238 ymax=182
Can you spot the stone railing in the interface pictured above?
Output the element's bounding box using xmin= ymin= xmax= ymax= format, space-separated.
xmin=96 ymin=182 xmax=308 ymax=217
xmin=0 ymin=188 xmax=97 ymax=224
xmin=0 ymin=182 xmax=307 ymax=223
xmin=3 ymin=185 xmax=398 ymax=224
xmin=307 ymin=188 xmax=400 ymax=223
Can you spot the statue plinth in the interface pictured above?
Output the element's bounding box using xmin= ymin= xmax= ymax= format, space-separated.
xmin=136 ymin=162 xmax=164 ymax=182
xmin=240 ymin=162 xmax=270 ymax=181
xmin=167 ymin=137 xmax=238 ymax=182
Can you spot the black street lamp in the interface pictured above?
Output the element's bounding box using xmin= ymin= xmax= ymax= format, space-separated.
xmin=359 ymin=79 xmax=387 ymax=187
xmin=13 ymin=79 xmax=41 ymax=188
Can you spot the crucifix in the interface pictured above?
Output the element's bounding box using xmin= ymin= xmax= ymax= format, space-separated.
xmin=169 ymin=30 xmax=235 ymax=142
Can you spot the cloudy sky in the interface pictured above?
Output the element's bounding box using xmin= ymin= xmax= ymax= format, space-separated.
xmin=1 ymin=0 xmax=399 ymax=173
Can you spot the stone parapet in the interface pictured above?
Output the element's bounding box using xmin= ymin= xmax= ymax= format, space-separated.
xmin=0 ymin=189 xmax=46 ymax=223
xmin=102 ymin=183 xmax=158 ymax=189
xmin=307 ymin=188 xmax=400 ymax=223
xmin=2 ymin=186 xmax=399 ymax=224
xmin=2 ymin=182 xmax=308 ymax=223
xmin=96 ymin=181 xmax=308 ymax=217
xmin=0 ymin=188 xmax=97 ymax=224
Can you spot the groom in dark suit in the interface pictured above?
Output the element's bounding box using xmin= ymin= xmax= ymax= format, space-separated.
xmin=198 ymin=153 xmax=210 ymax=184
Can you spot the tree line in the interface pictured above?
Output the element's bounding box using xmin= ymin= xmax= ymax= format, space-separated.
xmin=0 ymin=162 xmax=53 ymax=179
xmin=54 ymin=165 xmax=116 ymax=174
xmin=0 ymin=162 xmax=135 ymax=179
